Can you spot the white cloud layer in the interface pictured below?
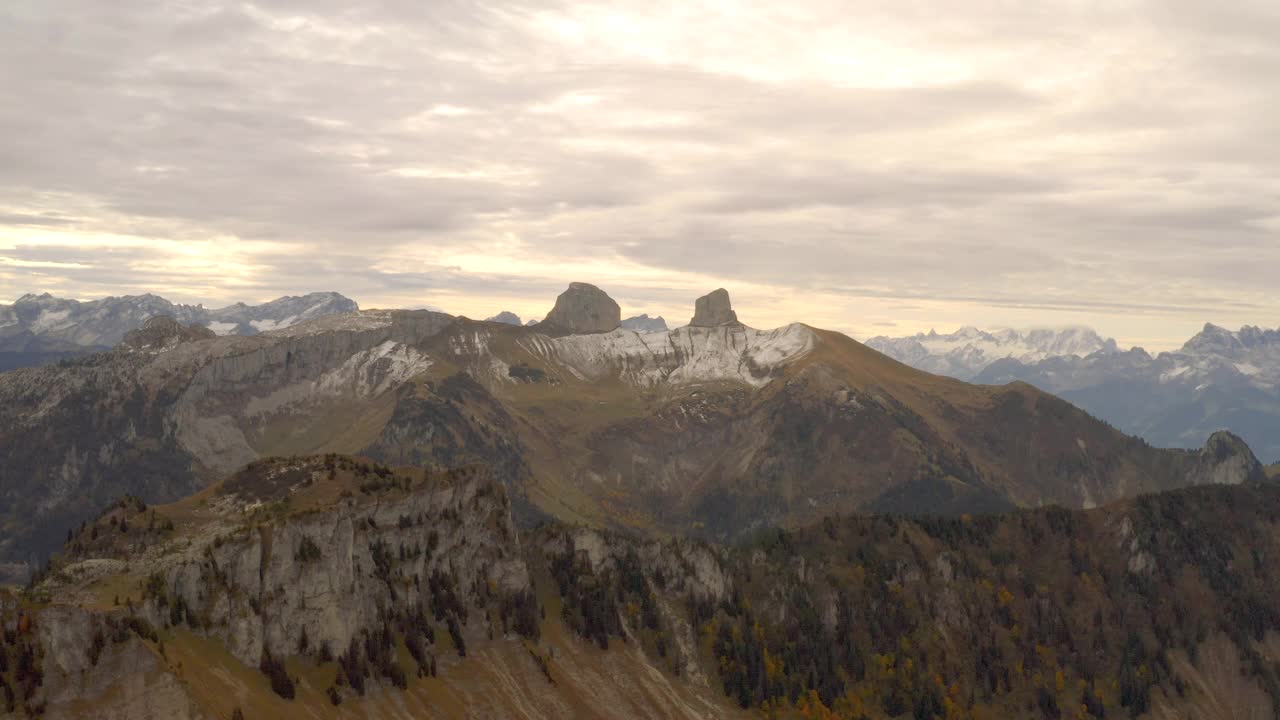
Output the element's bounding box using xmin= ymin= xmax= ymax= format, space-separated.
xmin=2 ymin=0 xmax=1278 ymax=349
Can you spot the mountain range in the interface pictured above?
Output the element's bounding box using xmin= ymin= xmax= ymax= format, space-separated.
xmin=0 ymin=292 xmax=357 ymax=371
xmin=3 ymin=282 xmax=1279 ymax=719
xmin=0 ymin=283 xmax=1263 ymax=583
xmin=871 ymin=323 xmax=1280 ymax=463
xmin=865 ymin=326 xmax=1119 ymax=380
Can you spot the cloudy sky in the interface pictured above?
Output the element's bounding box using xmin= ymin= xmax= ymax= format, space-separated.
xmin=2 ymin=1 xmax=1278 ymax=350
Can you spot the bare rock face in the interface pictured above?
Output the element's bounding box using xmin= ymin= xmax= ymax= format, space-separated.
xmin=689 ymin=288 xmax=738 ymax=327
xmin=1188 ymin=431 xmax=1268 ymax=486
xmin=542 ymin=282 xmax=621 ymax=334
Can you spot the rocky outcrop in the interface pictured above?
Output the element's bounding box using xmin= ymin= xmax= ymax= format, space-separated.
xmin=541 ymin=283 xmax=620 ymax=334
xmin=144 ymin=462 xmax=526 ymax=666
xmin=120 ymin=316 xmax=217 ymax=352
xmin=24 ymin=456 xmax=741 ymax=719
xmin=689 ymin=289 xmax=738 ymax=327
xmin=37 ymin=460 xmax=527 ymax=668
xmin=1186 ymin=431 xmax=1268 ymax=486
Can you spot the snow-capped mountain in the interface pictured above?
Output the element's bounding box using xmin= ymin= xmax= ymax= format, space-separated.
xmin=973 ymin=323 xmax=1280 ymax=462
xmin=0 ymin=291 xmax=357 ymax=360
xmin=620 ymin=314 xmax=669 ymax=333
xmin=203 ymin=292 xmax=358 ymax=335
xmin=865 ymin=326 xmax=1119 ymax=380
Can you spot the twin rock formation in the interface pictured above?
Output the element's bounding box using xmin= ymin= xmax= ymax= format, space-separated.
xmin=537 ymin=282 xmax=740 ymax=335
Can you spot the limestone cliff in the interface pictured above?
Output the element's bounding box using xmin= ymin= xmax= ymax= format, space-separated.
xmin=17 ymin=456 xmax=738 ymax=719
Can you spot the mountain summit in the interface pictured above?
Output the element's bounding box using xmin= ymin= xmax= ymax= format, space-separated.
xmin=689 ymin=288 xmax=739 ymax=327
xmin=485 ymin=311 xmax=523 ymax=326
xmin=539 ymin=282 xmax=621 ymax=334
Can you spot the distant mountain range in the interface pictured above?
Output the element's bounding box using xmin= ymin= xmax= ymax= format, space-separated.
xmin=620 ymin=313 xmax=668 ymax=332
xmin=485 ymin=310 xmax=524 ymax=325
xmin=865 ymin=326 xmax=1119 ymax=380
xmin=0 ymin=291 xmax=356 ymax=369
xmin=871 ymin=323 xmax=1280 ymax=463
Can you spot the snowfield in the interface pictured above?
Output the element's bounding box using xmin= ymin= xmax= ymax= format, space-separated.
xmin=526 ymin=323 xmax=817 ymax=388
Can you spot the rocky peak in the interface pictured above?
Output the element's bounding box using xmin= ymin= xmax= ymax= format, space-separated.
xmin=1190 ymin=430 xmax=1268 ymax=486
xmin=486 ymin=311 xmax=523 ymax=326
xmin=541 ymin=282 xmax=621 ymax=334
xmin=689 ymin=288 xmax=738 ymax=327
xmin=119 ymin=315 xmax=216 ymax=352
xmin=1181 ymin=323 xmax=1245 ymax=356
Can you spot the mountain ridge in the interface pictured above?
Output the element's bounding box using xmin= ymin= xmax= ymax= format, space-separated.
xmin=0 ymin=291 xmax=358 ymax=366
xmin=865 ymin=325 xmax=1120 ymax=380
xmin=973 ymin=322 xmax=1280 ymax=462
xmin=0 ymin=284 xmax=1265 ymax=582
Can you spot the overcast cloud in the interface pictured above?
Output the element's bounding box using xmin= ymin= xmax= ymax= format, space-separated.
xmin=1 ymin=0 xmax=1278 ymax=349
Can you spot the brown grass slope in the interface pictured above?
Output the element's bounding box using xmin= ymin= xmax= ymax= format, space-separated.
xmin=420 ymin=320 xmax=1267 ymax=538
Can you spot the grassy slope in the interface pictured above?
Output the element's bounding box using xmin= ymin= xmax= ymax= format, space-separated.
xmin=396 ymin=320 xmax=1261 ymax=537
xmin=147 ymin=619 xmax=741 ymax=720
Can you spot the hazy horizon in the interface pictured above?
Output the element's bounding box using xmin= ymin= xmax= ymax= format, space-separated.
xmin=1 ymin=284 xmax=1264 ymax=353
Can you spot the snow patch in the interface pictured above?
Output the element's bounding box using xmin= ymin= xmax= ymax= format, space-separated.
xmin=30 ymin=309 xmax=73 ymax=333
xmin=1234 ymin=362 xmax=1262 ymax=376
xmin=526 ymin=323 xmax=816 ymax=388
xmin=250 ymin=315 xmax=298 ymax=333
xmin=206 ymin=321 xmax=239 ymax=335
xmin=317 ymin=340 xmax=433 ymax=398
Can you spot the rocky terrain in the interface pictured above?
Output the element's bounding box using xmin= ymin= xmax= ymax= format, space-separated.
xmin=11 ymin=455 xmax=739 ymax=719
xmin=0 ymin=284 xmax=1268 ymax=584
xmin=0 ymin=291 xmax=357 ymax=370
xmin=974 ymin=323 xmax=1280 ymax=463
xmin=6 ymin=454 xmax=1280 ymax=719
xmin=866 ymin=326 xmax=1119 ymax=380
